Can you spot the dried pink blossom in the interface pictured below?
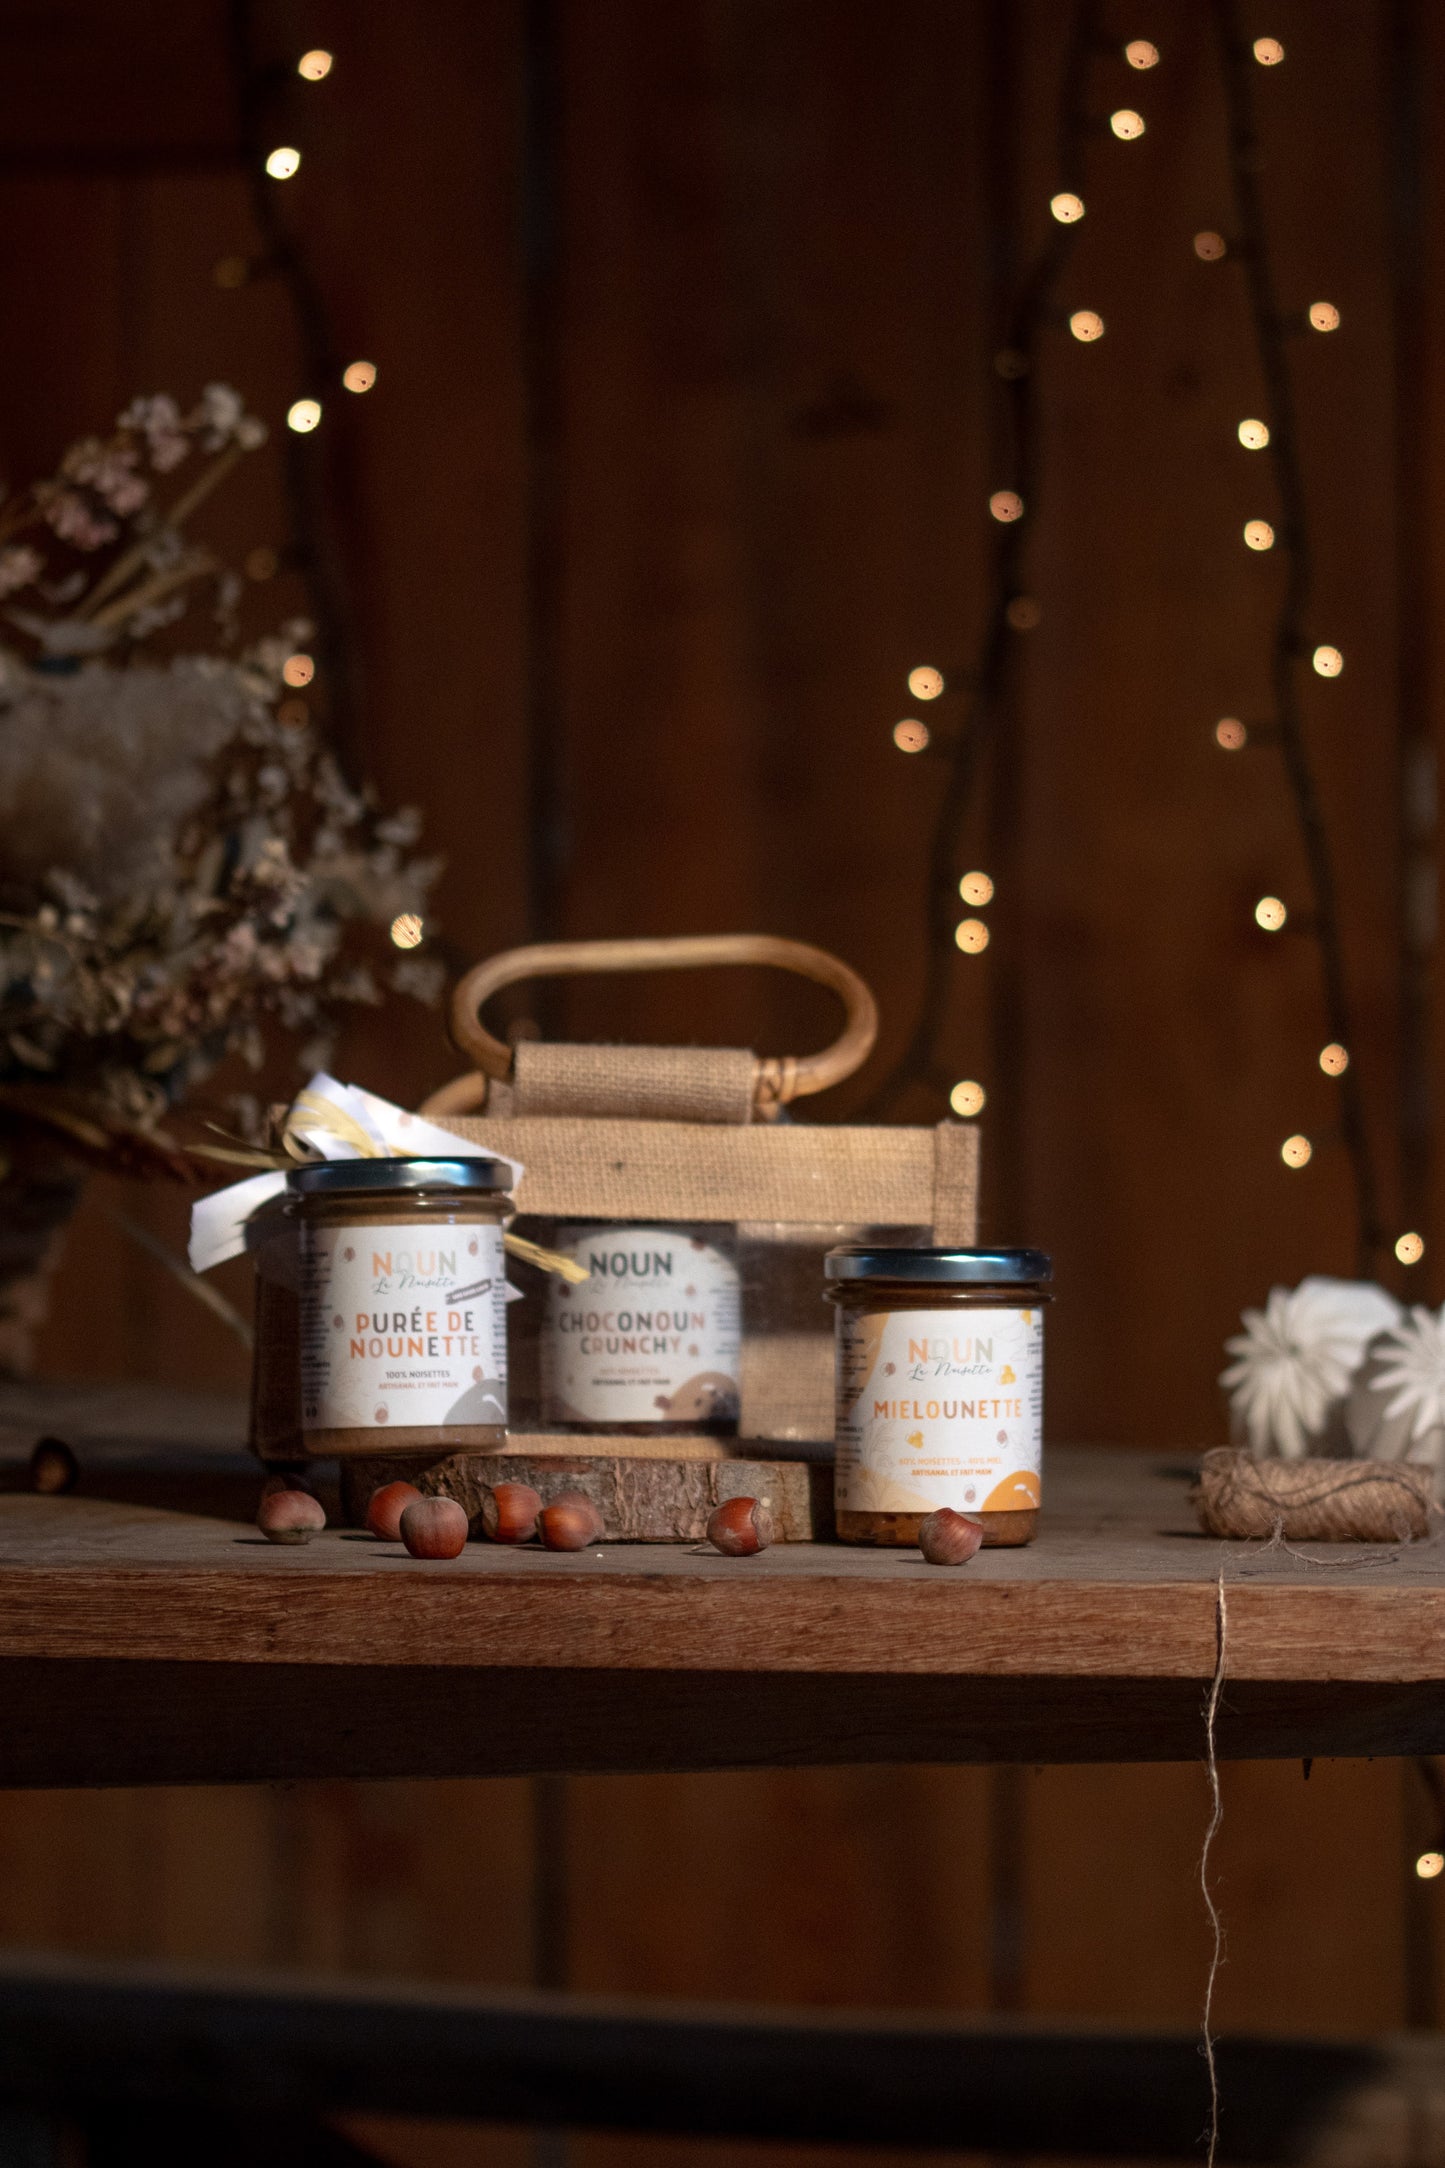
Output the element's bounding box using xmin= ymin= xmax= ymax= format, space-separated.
xmin=0 ymin=546 xmax=43 ymax=598
xmin=118 ymin=394 xmax=189 ymax=472
xmin=38 ymin=486 xmax=118 ymax=550
xmin=62 ymin=438 xmax=148 ymax=517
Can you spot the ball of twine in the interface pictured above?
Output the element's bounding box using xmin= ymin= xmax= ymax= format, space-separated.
xmin=1191 ymin=1448 xmax=1435 ymax=1543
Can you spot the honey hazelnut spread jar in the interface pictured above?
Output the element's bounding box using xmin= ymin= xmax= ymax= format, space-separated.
xmin=290 ymin=1157 xmax=514 ymax=1456
xmin=826 ymin=1246 xmax=1052 ymax=1547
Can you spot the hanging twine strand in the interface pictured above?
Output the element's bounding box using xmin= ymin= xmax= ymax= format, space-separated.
xmin=1200 ymin=1568 xmax=1229 ymax=2168
xmin=1193 ymin=1455 xmax=1438 ymax=2165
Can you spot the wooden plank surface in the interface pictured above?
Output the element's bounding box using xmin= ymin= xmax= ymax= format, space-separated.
xmin=0 ymin=1447 xmax=1442 ymax=1689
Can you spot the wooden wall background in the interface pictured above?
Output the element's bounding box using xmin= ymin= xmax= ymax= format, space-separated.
xmin=2 ymin=1 xmax=1444 ymax=2161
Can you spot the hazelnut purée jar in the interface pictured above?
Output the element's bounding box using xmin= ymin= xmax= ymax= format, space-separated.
xmin=826 ymin=1246 xmax=1052 ymax=1547
xmin=291 ymin=1157 xmax=513 ymax=1456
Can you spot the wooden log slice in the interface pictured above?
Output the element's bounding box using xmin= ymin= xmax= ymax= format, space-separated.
xmin=340 ymin=1452 xmax=832 ymax=1542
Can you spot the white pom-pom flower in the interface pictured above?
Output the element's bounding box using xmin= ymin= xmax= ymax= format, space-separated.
xmin=1345 ymin=1306 xmax=1445 ymax=1491
xmin=1220 ymin=1277 xmax=1402 ymax=1459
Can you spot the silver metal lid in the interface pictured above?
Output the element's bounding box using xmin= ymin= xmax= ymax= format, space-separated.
xmin=824 ymin=1245 xmax=1051 ymax=1284
xmin=287 ymin=1157 xmax=512 ymax=1196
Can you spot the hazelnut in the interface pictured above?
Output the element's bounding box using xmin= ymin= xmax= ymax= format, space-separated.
xmin=28 ymin=1437 xmax=77 ymax=1495
xmin=365 ymin=1479 xmax=422 ymax=1542
xmin=262 ymin=1470 xmax=314 ymax=1497
xmin=548 ymin=1487 xmax=605 ymax=1539
xmin=479 ymin=1481 xmax=542 ymax=1544
xmin=400 ymin=1496 xmax=469 ymax=1559
xmin=917 ymin=1507 xmax=984 ymax=1565
xmin=257 ymin=1488 xmax=326 ymax=1544
xmin=706 ymin=1496 xmax=773 ymax=1556
xmin=539 ymin=1502 xmax=600 ymax=1551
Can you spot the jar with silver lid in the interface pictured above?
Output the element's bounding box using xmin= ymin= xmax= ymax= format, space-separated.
xmin=287 ymin=1156 xmax=514 ymax=1456
xmin=534 ymin=1218 xmax=741 ymax=1433
xmin=825 ymin=1245 xmax=1052 ymax=1546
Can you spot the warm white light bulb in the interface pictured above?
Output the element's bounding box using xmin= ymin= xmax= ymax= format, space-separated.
xmin=1238 ymin=418 xmax=1270 ymax=450
xmin=1110 ymin=108 xmax=1146 ymax=140
xmin=1194 ymin=231 xmax=1227 ymax=262
xmin=1244 ymin=519 xmax=1275 ymax=551
xmin=1313 ymin=645 xmax=1344 ymax=677
xmin=1253 ymin=36 xmax=1285 ymax=65
xmin=342 ymin=360 xmax=377 ymax=393
xmin=1050 ymin=192 xmax=1085 ymax=224
xmin=1308 ymin=301 xmax=1341 ymax=333
xmin=1255 ymin=895 xmax=1287 ymax=931
xmin=281 ymin=652 xmax=315 ymax=688
xmin=1069 ymin=310 xmax=1105 ymax=343
xmin=287 ymin=398 xmax=322 ymax=434
xmin=1397 ymin=1232 xmax=1426 ymax=1266
xmin=908 ymin=666 xmax=945 ymax=701
xmin=265 ymin=146 xmax=302 ymax=180
xmin=298 ymin=49 xmax=334 ymax=81
xmin=1215 ymin=717 xmax=1247 ymax=750
xmin=390 ymin=913 xmax=425 ymax=950
xmin=959 ymin=871 xmax=994 ymax=907
xmin=1318 ymin=1043 xmax=1349 ymax=1076
xmin=1281 ymin=1134 xmax=1313 ymax=1169
xmin=950 ymin=1080 xmax=987 ymax=1118
xmin=954 ymin=918 xmax=990 ymax=954
xmin=1417 ymin=1849 xmax=1444 ymax=1878
xmin=893 ymin=719 xmax=929 ymax=753
xmin=989 ymin=490 xmax=1024 ymax=523
xmin=1124 ymin=39 xmax=1160 ymax=68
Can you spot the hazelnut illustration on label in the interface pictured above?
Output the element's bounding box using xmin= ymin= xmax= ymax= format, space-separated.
xmin=300 ymin=1219 xmax=508 ymax=1432
xmin=835 ymin=1306 xmax=1043 ymax=1514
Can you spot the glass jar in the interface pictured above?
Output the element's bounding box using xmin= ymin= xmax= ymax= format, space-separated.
xmin=535 ymin=1219 xmax=741 ymax=1434
xmin=288 ymin=1156 xmax=514 ymax=1456
xmin=825 ymin=1246 xmax=1052 ymax=1547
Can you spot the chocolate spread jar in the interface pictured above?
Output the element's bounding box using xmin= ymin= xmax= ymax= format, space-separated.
xmin=826 ymin=1246 xmax=1051 ymax=1547
xmin=537 ymin=1220 xmax=741 ymax=1433
xmin=290 ymin=1156 xmax=514 ymax=1456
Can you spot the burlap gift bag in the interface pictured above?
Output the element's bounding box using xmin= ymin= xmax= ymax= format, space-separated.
xmin=419 ymin=935 xmax=980 ymax=1450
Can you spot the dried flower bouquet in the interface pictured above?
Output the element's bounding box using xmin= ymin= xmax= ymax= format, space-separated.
xmin=0 ymin=386 xmax=439 ymax=1365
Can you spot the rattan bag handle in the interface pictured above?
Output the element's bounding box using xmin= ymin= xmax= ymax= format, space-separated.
xmin=443 ymin=934 xmax=877 ymax=1115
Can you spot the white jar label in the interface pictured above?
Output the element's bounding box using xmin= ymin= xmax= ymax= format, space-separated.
xmin=299 ymin=1218 xmax=508 ymax=1433
xmin=835 ymin=1304 xmax=1043 ymax=1514
xmin=542 ymin=1224 xmax=741 ymax=1424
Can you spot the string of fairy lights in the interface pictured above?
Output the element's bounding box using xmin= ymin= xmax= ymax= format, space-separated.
xmin=214 ymin=19 xmax=423 ymax=966
xmin=882 ymin=10 xmax=1421 ymax=1278
xmin=866 ymin=0 xmax=1104 ymax=1120
xmin=1205 ymin=0 xmax=1400 ymax=1276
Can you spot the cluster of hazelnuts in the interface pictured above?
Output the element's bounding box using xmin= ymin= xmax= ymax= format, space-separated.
xmin=256 ymin=1476 xmax=775 ymax=1560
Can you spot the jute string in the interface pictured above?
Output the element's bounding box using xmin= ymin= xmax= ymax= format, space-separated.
xmin=1192 ymin=1448 xmax=1435 ymax=1543
xmin=1195 ymin=1467 xmax=1438 ymax=2166
xmin=1201 ymin=1569 xmax=1228 ymax=2168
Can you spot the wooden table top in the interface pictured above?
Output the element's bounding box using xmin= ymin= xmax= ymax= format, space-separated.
xmin=0 ymin=1391 xmax=1441 ymax=1781
xmin=0 ymin=1443 xmax=1441 ymax=1679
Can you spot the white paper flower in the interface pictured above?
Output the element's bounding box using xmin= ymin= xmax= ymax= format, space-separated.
xmin=1370 ymin=1308 xmax=1445 ymax=1439
xmin=1344 ymin=1307 xmax=1445 ymax=1493
xmin=1221 ymin=1277 xmax=1402 ymax=1459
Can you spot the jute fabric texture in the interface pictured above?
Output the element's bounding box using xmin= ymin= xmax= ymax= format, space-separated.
xmin=512 ymin=1042 xmax=757 ymax=1124
xmin=436 ymin=1116 xmax=978 ymax=1228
